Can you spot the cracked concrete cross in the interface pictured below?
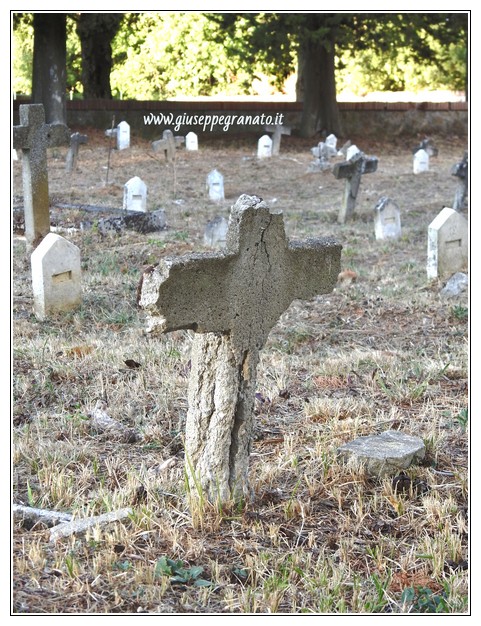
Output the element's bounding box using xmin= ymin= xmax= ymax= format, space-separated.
xmin=139 ymin=194 xmax=342 ymax=506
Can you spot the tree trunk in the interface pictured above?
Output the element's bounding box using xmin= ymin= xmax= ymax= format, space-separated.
xmin=297 ymin=36 xmax=341 ymax=138
xmin=76 ymin=14 xmax=123 ymax=99
xmin=32 ymin=14 xmax=66 ymax=125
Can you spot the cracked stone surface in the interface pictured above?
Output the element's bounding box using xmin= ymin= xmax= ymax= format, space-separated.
xmin=140 ymin=194 xmax=342 ymax=504
xmin=337 ymin=430 xmax=426 ymax=477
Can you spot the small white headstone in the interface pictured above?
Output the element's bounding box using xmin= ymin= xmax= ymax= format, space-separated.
xmin=374 ymin=197 xmax=401 ymax=240
xmin=413 ymin=148 xmax=429 ymax=174
xmin=206 ymin=169 xmax=224 ymax=202
xmin=31 ymin=233 xmax=82 ymax=320
xmin=186 ymin=132 xmax=198 ymax=151
xmin=346 ymin=144 xmax=361 ymax=161
xmin=257 ymin=135 xmax=273 ymax=158
xmin=123 ymin=176 xmax=147 ymax=212
xmin=117 ymin=121 xmax=130 ymax=150
xmin=325 ymin=134 xmax=337 ymax=150
xmin=13 ymin=149 xmax=18 ymax=161
xmin=204 ymin=216 xmax=229 ymax=248
xmin=427 ymin=207 xmax=468 ymax=279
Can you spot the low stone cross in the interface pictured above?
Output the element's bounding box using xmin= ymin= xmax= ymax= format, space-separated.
xmin=451 ymin=151 xmax=468 ymax=211
xmin=152 ymin=130 xmax=185 ymax=163
xmin=13 ymin=104 xmax=70 ymax=251
xmin=139 ymin=194 xmax=341 ymax=506
xmin=65 ymin=132 xmax=88 ymax=173
xmin=333 ymin=151 xmax=378 ymax=224
xmin=264 ymin=124 xmax=291 ymax=155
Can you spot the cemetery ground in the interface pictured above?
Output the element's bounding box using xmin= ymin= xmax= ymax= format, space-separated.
xmin=12 ymin=129 xmax=468 ymax=614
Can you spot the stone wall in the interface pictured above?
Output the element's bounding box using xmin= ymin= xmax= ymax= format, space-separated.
xmin=13 ymin=98 xmax=468 ymax=139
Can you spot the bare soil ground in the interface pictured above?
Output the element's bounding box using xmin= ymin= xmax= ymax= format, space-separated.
xmin=12 ymin=129 xmax=469 ymax=614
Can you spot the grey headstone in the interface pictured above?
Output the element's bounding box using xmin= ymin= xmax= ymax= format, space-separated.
xmin=374 ymin=197 xmax=401 ymax=240
xmin=204 ymin=216 xmax=229 ymax=248
xmin=427 ymin=207 xmax=468 ymax=279
xmin=413 ymin=149 xmax=429 ymax=174
xmin=31 ymin=233 xmax=82 ymax=320
xmin=185 ymin=131 xmax=198 ymax=151
xmin=206 ymin=169 xmax=224 ymax=202
xmin=117 ymin=121 xmax=130 ymax=150
xmin=123 ymin=176 xmax=147 ymax=212
xmin=257 ymin=134 xmax=273 ymax=158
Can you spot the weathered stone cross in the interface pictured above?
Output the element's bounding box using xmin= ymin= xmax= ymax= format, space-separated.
xmin=152 ymin=130 xmax=185 ymax=163
xmin=333 ymin=151 xmax=378 ymax=224
xmin=13 ymin=104 xmax=70 ymax=251
xmin=139 ymin=194 xmax=341 ymax=505
xmin=66 ymin=132 xmax=88 ymax=173
xmin=265 ymin=124 xmax=291 ymax=155
xmin=451 ymin=151 xmax=468 ymax=211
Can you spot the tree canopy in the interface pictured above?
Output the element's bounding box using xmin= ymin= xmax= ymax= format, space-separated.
xmin=12 ymin=11 xmax=469 ymax=135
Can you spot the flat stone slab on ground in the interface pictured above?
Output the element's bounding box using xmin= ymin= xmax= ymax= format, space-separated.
xmin=338 ymin=430 xmax=425 ymax=476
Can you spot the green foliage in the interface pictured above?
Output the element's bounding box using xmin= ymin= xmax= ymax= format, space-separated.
xmin=12 ymin=11 xmax=468 ymax=99
xmin=456 ymin=408 xmax=468 ymax=430
xmin=154 ymin=556 xmax=212 ymax=587
xmin=401 ymin=586 xmax=450 ymax=613
xmin=110 ymin=13 xmax=263 ymax=99
xmin=451 ymin=305 xmax=468 ymax=321
xmin=12 ymin=14 xmax=34 ymax=95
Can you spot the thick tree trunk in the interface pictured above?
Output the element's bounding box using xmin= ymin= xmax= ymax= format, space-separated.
xmin=32 ymin=14 xmax=66 ymax=125
xmin=297 ymin=37 xmax=341 ymax=138
xmin=76 ymin=14 xmax=123 ymax=99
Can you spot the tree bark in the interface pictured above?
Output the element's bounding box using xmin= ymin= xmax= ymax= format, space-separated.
xmin=76 ymin=14 xmax=123 ymax=99
xmin=32 ymin=14 xmax=66 ymax=125
xmin=297 ymin=36 xmax=342 ymax=138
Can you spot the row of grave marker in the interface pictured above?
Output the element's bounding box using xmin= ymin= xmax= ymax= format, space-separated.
xmin=13 ymin=104 xmax=467 ymax=251
xmin=29 ymin=200 xmax=467 ymax=322
xmin=13 ymin=105 xmax=468 ymax=507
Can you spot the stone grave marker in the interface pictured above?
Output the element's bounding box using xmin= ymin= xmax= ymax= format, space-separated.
xmin=203 ymin=215 xmax=229 ymax=248
xmin=152 ymin=130 xmax=185 ymax=162
xmin=413 ymin=148 xmax=429 ymax=174
xmin=427 ymin=207 xmax=468 ymax=279
xmin=451 ymin=151 xmax=468 ymax=211
xmin=264 ymin=124 xmax=291 ymax=155
xmin=338 ymin=431 xmax=425 ymax=477
xmin=139 ymin=194 xmax=342 ymax=505
xmin=346 ymin=144 xmax=361 ymax=160
xmin=31 ymin=233 xmax=82 ymax=320
xmin=13 ymin=149 xmax=18 ymax=160
xmin=206 ymin=169 xmax=224 ymax=202
xmin=123 ymin=176 xmax=147 ymax=212
xmin=325 ymin=133 xmax=338 ymax=154
xmin=117 ymin=121 xmax=130 ymax=150
xmin=374 ymin=197 xmax=401 ymax=240
xmin=13 ymin=103 xmax=70 ymax=251
xmin=413 ymin=137 xmax=438 ymax=157
xmin=333 ymin=150 xmax=378 ymax=224
xmin=185 ymin=131 xmax=198 ymax=151
xmin=65 ymin=132 xmax=88 ymax=173
xmin=257 ymin=134 xmax=273 ymax=158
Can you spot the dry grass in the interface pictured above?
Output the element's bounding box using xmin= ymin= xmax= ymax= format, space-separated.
xmin=12 ymin=130 xmax=468 ymax=614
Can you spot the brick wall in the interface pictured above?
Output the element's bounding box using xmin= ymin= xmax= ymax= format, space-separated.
xmin=13 ymin=98 xmax=468 ymax=139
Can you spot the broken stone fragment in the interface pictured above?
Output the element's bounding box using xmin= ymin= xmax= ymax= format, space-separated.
xmin=337 ymin=430 xmax=425 ymax=477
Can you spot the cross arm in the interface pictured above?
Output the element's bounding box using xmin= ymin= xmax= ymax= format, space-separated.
xmin=287 ymin=238 xmax=342 ymax=301
xmin=139 ymin=252 xmax=234 ymax=334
